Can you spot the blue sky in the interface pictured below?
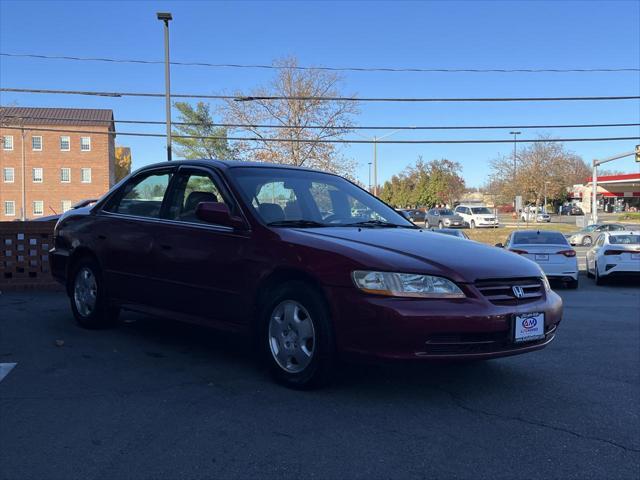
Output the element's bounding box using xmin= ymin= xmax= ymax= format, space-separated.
xmin=1 ymin=0 xmax=639 ymax=187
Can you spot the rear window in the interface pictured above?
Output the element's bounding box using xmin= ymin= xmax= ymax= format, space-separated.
xmin=609 ymin=235 xmax=640 ymax=244
xmin=512 ymin=231 xmax=568 ymax=245
xmin=471 ymin=207 xmax=492 ymax=214
xmin=438 ymin=209 xmax=453 ymax=215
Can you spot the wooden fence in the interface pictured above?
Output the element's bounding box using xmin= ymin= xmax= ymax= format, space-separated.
xmin=0 ymin=221 xmax=60 ymax=290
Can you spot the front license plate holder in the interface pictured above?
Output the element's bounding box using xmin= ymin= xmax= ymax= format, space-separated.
xmin=513 ymin=312 xmax=545 ymax=343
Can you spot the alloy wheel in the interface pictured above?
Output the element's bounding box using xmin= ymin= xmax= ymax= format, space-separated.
xmin=268 ymin=300 xmax=316 ymax=374
xmin=73 ymin=267 xmax=98 ymax=318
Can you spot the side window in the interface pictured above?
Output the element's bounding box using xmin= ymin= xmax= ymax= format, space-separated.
xmin=106 ymin=170 xmax=172 ymax=218
xmin=596 ymin=234 xmax=605 ymax=247
xmin=167 ymin=171 xmax=228 ymax=223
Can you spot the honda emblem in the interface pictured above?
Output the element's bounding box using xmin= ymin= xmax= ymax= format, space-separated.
xmin=512 ymin=286 xmax=525 ymax=298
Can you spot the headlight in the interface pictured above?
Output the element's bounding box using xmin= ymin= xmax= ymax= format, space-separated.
xmin=541 ymin=274 xmax=551 ymax=292
xmin=444 ymin=218 xmax=451 ymax=224
xmin=352 ymin=271 xmax=465 ymax=298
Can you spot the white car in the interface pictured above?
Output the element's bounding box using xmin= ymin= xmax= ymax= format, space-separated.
xmin=521 ymin=208 xmax=551 ymax=223
xmin=453 ymin=204 xmax=499 ymax=228
xmin=585 ymin=231 xmax=640 ymax=285
xmin=498 ymin=230 xmax=579 ymax=288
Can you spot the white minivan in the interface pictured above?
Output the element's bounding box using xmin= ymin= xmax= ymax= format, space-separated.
xmin=453 ymin=204 xmax=499 ymax=229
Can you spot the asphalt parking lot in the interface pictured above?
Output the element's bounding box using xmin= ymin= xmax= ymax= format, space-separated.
xmin=1 ymin=276 xmax=639 ymax=480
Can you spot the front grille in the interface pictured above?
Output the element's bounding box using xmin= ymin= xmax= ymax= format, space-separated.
xmin=484 ymin=218 xmax=495 ymax=221
xmin=475 ymin=277 xmax=543 ymax=305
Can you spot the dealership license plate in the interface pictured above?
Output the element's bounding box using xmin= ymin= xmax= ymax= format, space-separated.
xmin=514 ymin=313 xmax=545 ymax=343
xmin=535 ymin=254 xmax=549 ymax=261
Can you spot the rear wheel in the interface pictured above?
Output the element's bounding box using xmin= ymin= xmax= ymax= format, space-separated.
xmin=586 ymin=259 xmax=594 ymax=278
xmin=594 ymin=262 xmax=605 ymax=285
xmin=566 ymin=278 xmax=579 ymax=289
xmin=438 ymin=221 xmax=444 ymax=229
xmin=68 ymin=256 xmax=119 ymax=329
xmin=470 ymin=220 xmax=476 ymax=229
xmin=261 ymin=281 xmax=335 ymax=389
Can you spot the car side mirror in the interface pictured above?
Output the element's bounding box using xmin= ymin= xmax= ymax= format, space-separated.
xmin=195 ymin=202 xmax=244 ymax=228
xmin=494 ymin=242 xmax=504 ymax=248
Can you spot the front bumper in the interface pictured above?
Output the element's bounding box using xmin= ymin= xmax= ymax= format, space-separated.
xmin=328 ymin=286 xmax=563 ymax=361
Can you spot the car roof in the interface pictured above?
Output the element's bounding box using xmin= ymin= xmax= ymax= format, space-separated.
xmin=137 ymin=159 xmax=334 ymax=176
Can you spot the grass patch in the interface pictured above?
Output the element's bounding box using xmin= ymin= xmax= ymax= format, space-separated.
xmin=466 ymin=223 xmax=575 ymax=246
xmin=618 ymin=212 xmax=640 ymax=222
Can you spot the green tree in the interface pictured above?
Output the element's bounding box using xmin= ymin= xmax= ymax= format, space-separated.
xmin=172 ymin=102 xmax=234 ymax=160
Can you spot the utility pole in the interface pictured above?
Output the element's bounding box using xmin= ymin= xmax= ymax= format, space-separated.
xmin=510 ymin=131 xmax=521 ymax=223
xmin=157 ymin=12 xmax=173 ymax=161
xmin=591 ymin=149 xmax=635 ymax=224
xmin=368 ymin=162 xmax=372 ymax=192
xmin=373 ymin=140 xmax=378 ymax=196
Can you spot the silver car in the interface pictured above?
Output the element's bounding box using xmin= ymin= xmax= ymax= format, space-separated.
xmin=425 ymin=208 xmax=465 ymax=229
xmin=566 ymin=223 xmax=627 ymax=246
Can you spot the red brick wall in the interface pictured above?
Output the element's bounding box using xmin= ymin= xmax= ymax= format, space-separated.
xmin=0 ymin=126 xmax=115 ymax=220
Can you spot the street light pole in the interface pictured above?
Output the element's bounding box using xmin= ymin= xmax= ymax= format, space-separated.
xmin=368 ymin=162 xmax=372 ymax=192
xmin=373 ymin=139 xmax=378 ymax=196
xmin=157 ymin=12 xmax=173 ymax=162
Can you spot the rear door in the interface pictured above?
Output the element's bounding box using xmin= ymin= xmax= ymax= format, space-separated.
xmin=95 ymin=167 xmax=175 ymax=306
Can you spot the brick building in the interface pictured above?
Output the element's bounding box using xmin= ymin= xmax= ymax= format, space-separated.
xmin=0 ymin=107 xmax=116 ymax=220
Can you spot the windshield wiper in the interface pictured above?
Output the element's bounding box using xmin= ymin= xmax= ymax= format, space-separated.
xmin=343 ymin=220 xmax=417 ymax=229
xmin=267 ymin=219 xmax=328 ymax=228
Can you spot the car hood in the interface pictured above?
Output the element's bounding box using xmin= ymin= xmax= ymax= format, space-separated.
xmin=287 ymin=227 xmax=543 ymax=283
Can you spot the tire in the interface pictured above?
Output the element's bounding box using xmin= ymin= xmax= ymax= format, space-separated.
xmin=260 ymin=281 xmax=335 ymax=389
xmin=68 ymin=256 xmax=119 ymax=329
xmin=470 ymin=220 xmax=476 ymax=229
xmin=567 ymin=278 xmax=579 ymax=289
xmin=582 ymin=236 xmax=592 ymax=247
xmin=586 ymin=259 xmax=594 ymax=278
xmin=438 ymin=221 xmax=444 ymax=229
xmin=594 ymin=262 xmax=605 ymax=285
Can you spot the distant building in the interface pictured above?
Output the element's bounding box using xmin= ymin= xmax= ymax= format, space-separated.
xmin=0 ymin=107 xmax=116 ymax=220
xmin=570 ymin=173 xmax=640 ymax=213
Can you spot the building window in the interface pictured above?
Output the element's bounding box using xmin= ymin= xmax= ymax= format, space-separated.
xmin=80 ymin=137 xmax=91 ymax=151
xmin=3 ymin=135 xmax=13 ymax=150
xmin=60 ymin=167 xmax=71 ymax=183
xmin=4 ymin=201 xmax=16 ymax=217
xmin=81 ymin=168 xmax=92 ymax=183
xmin=60 ymin=136 xmax=70 ymax=151
xmin=32 ymin=136 xmax=43 ymax=151
xmin=61 ymin=200 xmax=72 ymax=213
xmin=32 ymin=168 xmax=43 ymax=183
xmin=32 ymin=201 xmax=44 ymax=216
xmin=3 ymin=167 xmax=14 ymax=183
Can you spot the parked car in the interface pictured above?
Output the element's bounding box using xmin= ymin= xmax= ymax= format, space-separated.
xmin=453 ymin=204 xmax=499 ymax=228
xmin=51 ymin=160 xmax=562 ymax=389
xmin=398 ymin=208 xmax=426 ymax=224
xmin=520 ymin=207 xmax=551 ymax=223
xmin=585 ymin=231 xmax=640 ymax=285
xmin=496 ymin=230 xmax=578 ymax=288
xmin=567 ymin=223 xmax=627 ymax=246
xmin=429 ymin=228 xmax=469 ymax=240
xmin=559 ymin=205 xmax=584 ymax=216
xmin=425 ymin=208 xmax=465 ymax=229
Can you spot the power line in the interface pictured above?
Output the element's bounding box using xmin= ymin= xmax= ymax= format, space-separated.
xmin=2 ymin=52 xmax=639 ymax=74
xmin=2 ymin=87 xmax=640 ymax=103
xmin=2 ymin=114 xmax=639 ymax=131
xmin=1 ymin=125 xmax=638 ymax=144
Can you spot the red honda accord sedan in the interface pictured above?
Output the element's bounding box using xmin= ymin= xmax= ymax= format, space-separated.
xmin=51 ymin=160 xmax=562 ymax=388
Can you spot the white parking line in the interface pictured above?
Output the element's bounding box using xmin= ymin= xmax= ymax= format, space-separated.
xmin=0 ymin=363 xmax=17 ymax=383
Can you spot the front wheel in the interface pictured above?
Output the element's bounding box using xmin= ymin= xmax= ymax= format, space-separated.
xmin=261 ymin=282 xmax=335 ymax=389
xmin=470 ymin=220 xmax=476 ymax=229
xmin=69 ymin=257 xmax=119 ymax=329
xmin=582 ymin=236 xmax=593 ymax=247
xmin=438 ymin=221 xmax=444 ymax=229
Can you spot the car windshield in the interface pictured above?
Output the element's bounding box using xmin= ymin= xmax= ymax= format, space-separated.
xmin=231 ymin=167 xmax=415 ymax=228
xmin=583 ymin=225 xmax=598 ymax=232
xmin=437 ymin=209 xmax=454 ymax=215
xmin=512 ymin=231 xmax=569 ymax=245
xmin=471 ymin=207 xmax=492 ymax=214
xmin=609 ymin=235 xmax=640 ymax=244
